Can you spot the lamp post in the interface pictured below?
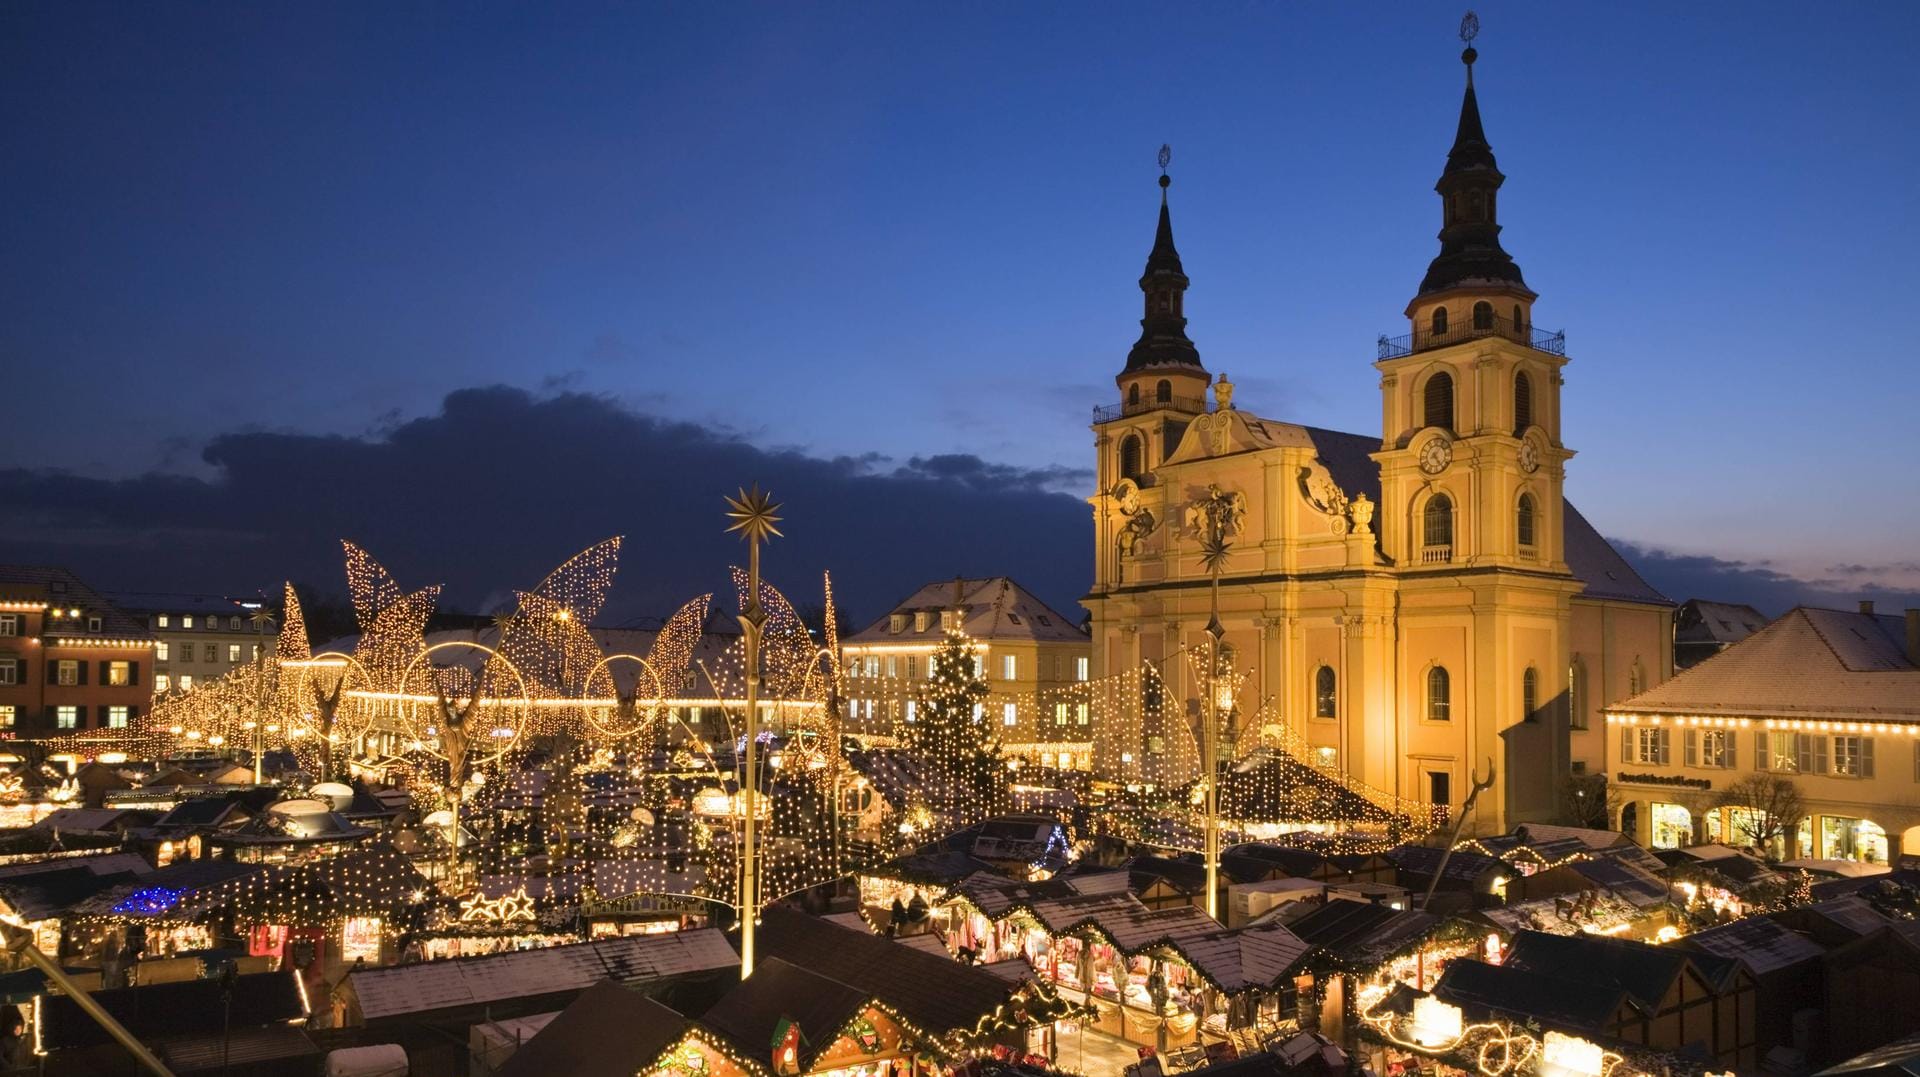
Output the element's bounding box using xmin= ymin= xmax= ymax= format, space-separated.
xmin=248 ymin=606 xmax=277 ymax=784
xmin=726 ymin=485 xmax=782 ymax=980
xmin=1189 ymin=482 xmax=1241 ymax=923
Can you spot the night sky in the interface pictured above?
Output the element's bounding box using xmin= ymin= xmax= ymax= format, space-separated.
xmin=3 ymin=4 xmax=1917 ymax=624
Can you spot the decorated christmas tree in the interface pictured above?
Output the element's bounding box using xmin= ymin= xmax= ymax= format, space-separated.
xmin=906 ymin=627 xmax=1004 ymax=826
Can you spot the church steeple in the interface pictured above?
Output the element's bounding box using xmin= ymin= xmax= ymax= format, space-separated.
xmin=1123 ymin=145 xmax=1204 ymax=377
xmin=1414 ymin=17 xmax=1532 ymax=304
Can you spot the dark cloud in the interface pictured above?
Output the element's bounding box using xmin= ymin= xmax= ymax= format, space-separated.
xmin=0 ymin=386 xmax=1094 ymax=628
xmin=1611 ymin=540 xmax=1920 ymax=618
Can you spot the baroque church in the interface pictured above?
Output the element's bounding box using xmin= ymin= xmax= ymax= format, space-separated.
xmin=1083 ymin=39 xmax=1672 ymax=832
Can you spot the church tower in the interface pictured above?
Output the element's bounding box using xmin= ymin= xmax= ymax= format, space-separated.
xmin=1372 ymin=20 xmax=1583 ymax=826
xmin=1099 ymin=147 xmax=1212 ymax=498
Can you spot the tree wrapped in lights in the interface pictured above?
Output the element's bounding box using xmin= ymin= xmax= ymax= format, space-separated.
xmin=904 ymin=627 xmax=1003 ymax=826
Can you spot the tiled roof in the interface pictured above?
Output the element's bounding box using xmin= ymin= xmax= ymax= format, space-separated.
xmin=847 ymin=577 xmax=1087 ymax=644
xmin=103 ymin=592 xmax=257 ymax=617
xmin=1609 ymin=606 xmax=1920 ymax=721
xmin=0 ymin=565 xmax=149 ymax=636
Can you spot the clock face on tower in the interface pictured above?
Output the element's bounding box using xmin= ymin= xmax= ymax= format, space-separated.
xmin=1418 ymin=435 xmax=1453 ymax=475
xmin=1518 ymin=439 xmax=1540 ymax=474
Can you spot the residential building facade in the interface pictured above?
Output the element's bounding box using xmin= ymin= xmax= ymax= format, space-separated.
xmin=1081 ymin=43 xmax=1671 ymax=831
xmin=105 ymin=592 xmax=275 ymax=697
xmin=1607 ymin=604 xmax=1920 ymax=860
xmin=0 ymin=567 xmax=154 ymax=737
xmin=842 ymin=577 xmax=1092 ymax=770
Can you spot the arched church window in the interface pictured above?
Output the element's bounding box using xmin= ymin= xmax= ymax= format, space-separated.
xmin=1128 ymin=384 xmax=1141 ymax=407
xmin=1422 ymin=494 xmax=1454 ymax=557
xmin=1473 ymin=301 xmax=1494 ymax=331
xmin=1155 ymin=379 xmax=1172 ymax=404
xmin=1522 ymin=667 xmax=1539 ymax=723
xmin=1517 ymin=492 xmax=1537 ymax=550
xmin=1431 ymin=307 xmax=1449 ymax=338
xmin=1314 ymin=666 xmax=1337 ymax=719
xmin=1427 ymin=666 xmax=1451 ymax=722
xmin=1120 ymin=435 xmax=1143 ymax=480
xmin=1513 ymin=371 xmax=1533 ymax=434
xmin=1513 ymin=304 xmax=1525 ymax=333
xmin=1423 ymin=371 xmax=1454 ymax=431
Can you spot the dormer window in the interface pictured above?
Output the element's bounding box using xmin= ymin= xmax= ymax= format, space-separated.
xmin=889 ymin=614 xmax=907 ymax=634
xmin=913 ymin=611 xmax=929 ymax=633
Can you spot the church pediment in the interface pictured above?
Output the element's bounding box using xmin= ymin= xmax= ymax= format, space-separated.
xmin=1162 ymin=408 xmax=1315 ymax=465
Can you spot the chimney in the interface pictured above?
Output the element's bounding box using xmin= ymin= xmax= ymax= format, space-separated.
xmin=1907 ymin=609 xmax=1919 ymax=666
xmin=1858 ymin=600 xmax=1875 ymax=616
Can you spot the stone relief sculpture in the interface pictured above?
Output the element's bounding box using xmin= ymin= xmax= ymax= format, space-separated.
xmin=1299 ymin=460 xmax=1353 ymax=533
xmin=1183 ymin=483 xmax=1247 ymax=541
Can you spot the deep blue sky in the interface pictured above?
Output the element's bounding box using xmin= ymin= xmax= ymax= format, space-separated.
xmin=2 ymin=4 xmax=1917 ymax=619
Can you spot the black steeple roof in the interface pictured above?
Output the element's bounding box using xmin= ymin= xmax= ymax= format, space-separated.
xmin=1124 ymin=163 xmax=1204 ymax=375
xmin=1416 ymin=41 xmax=1531 ymax=299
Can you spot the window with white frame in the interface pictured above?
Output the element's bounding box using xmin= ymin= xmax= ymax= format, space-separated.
xmin=179 ymin=675 xmax=193 ymax=691
xmin=55 ymin=706 xmax=77 ymax=729
xmin=1076 ymin=702 xmax=1089 ymax=725
xmin=55 ymin=661 xmax=78 ymax=686
xmin=87 ymin=616 xmax=102 ymax=633
xmin=972 ymin=656 xmax=984 ymax=678
xmin=0 ymin=706 xmax=12 ymax=727
xmin=1001 ymin=654 xmax=1017 ymax=680
xmin=970 ymin=702 xmax=983 ymax=723
xmin=203 ymin=643 xmax=216 ymax=662
xmin=1002 ymin=702 xmax=1017 ymax=726
xmin=864 ymin=656 xmax=880 ymax=678
xmin=155 ymin=674 xmax=171 ymax=693
xmin=182 ymin=615 xmax=194 ymax=629
xmin=905 ymin=656 xmax=917 ymax=680
xmin=0 ymin=660 xmax=15 ymax=685
xmin=230 ymin=615 xmax=241 ymax=631
xmin=156 ymin=641 xmax=170 ymax=661
xmin=1833 ymin=735 xmax=1874 ymax=778
xmin=157 ymin=614 xmax=169 ymax=628
xmin=1054 ymin=703 xmax=1068 ymax=726
xmin=228 ymin=644 xmax=242 ymax=663
xmin=107 ymin=706 xmax=130 ymax=728
xmin=0 ymin=614 xmax=16 ymax=637
xmin=1075 ymin=657 xmax=1089 ymax=681
xmin=904 ymin=700 xmax=916 ymax=723
xmin=1625 ymin=726 xmax=1670 ymax=765
xmin=1685 ymin=728 xmax=1733 ymax=768
xmin=107 ymin=662 xmax=130 ymax=686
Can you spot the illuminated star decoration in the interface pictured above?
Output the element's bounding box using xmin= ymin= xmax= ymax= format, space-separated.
xmin=1198 ymin=535 xmax=1232 ymax=575
xmin=724 ymin=485 xmax=784 ymax=543
xmin=458 ymin=885 xmax=537 ymax=924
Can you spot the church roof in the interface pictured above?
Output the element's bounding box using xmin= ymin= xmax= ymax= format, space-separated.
xmin=1609 ymin=606 xmax=1920 ymax=722
xmin=1276 ymin=424 xmax=1667 ymax=606
xmin=847 ymin=576 xmax=1087 ymax=644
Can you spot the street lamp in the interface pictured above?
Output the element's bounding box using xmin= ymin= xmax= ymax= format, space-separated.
xmin=725 ymin=484 xmax=782 ymax=980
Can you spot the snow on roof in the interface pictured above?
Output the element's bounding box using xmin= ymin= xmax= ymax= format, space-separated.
xmin=847 ymin=577 xmax=1087 ymax=644
xmin=1680 ymin=915 xmax=1825 ymax=976
xmin=347 ymin=929 xmax=738 ymax=1021
xmin=1611 ymin=606 xmax=1920 ymax=722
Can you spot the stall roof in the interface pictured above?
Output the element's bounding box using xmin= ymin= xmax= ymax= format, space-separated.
xmin=157 ymin=1026 xmax=320 ymax=1073
xmin=1169 ymin=923 xmax=1313 ymax=994
xmin=0 ymin=851 xmax=151 ymax=881
xmin=1678 ymin=915 xmax=1826 ymax=976
xmin=1435 ymin=959 xmax=1626 ymax=1036
xmin=1284 ymin=899 xmax=1440 ymax=966
xmin=1813 ymin=1029 xmax=1920 ymax=1077
xmin=703 ymin=958 xmax=878 ymax=1073
xmin=496 ymin=980 xmax=704 ymax=1077
xmin=1503 ymin=930 xmax=1696 ymax=1010
xmin=756 ymin=906 xmax=1017 ymax=1038
xmin=346 ymin=928 xmax=738 ymax=1022
xmin=0 ymin=864 xmax=141 ymax=922
xmin=39 ymin=971 xmax=304 ymax=1051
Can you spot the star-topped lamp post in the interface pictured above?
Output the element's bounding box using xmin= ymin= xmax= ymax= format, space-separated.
xmin=725 ymin=484 xmax=782 ymax=980
xmin=1188 ymin=476 xmax=1244 ymax=922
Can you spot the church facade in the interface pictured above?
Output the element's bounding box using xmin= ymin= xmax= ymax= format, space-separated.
xmin=1082 ymin=42 xmax=1672 ymax=833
